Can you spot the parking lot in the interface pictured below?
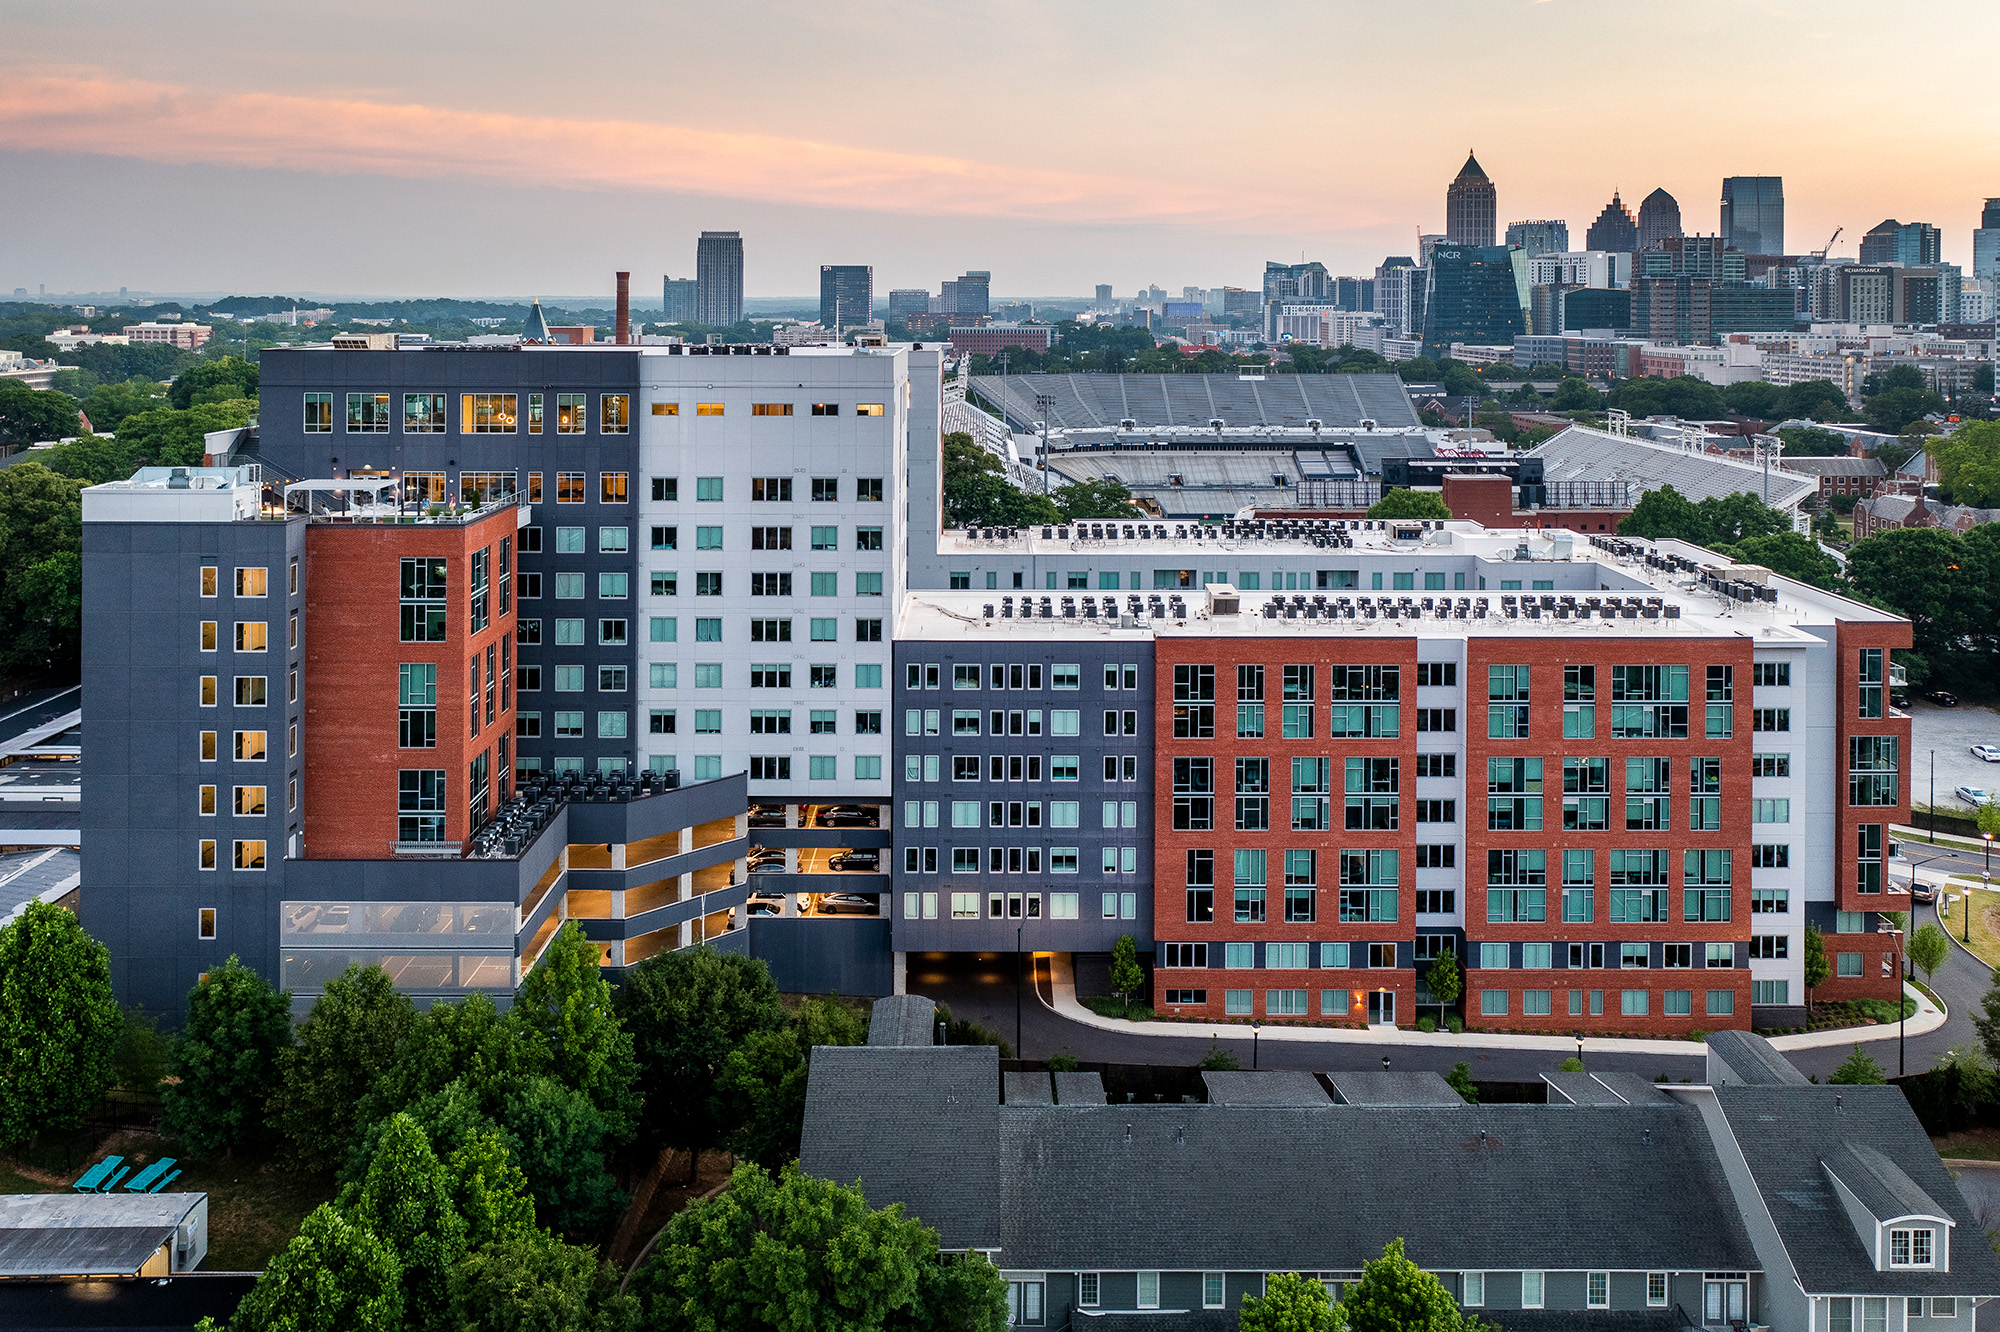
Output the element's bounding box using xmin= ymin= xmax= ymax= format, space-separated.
xmin=1910 ymin=700 xmax=2000 ymax=810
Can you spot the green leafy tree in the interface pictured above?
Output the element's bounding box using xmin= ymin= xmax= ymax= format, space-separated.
xmin=38 ymin=434 xmax=138 ymax=486
xmin=0 ymin=901 xmax=121 ymax=1147
xmin=216 ymin=1204 xmax=404 ymax=1332
xmin=1723 ymin=381 xmax=1785 ymax=418
xmin=1367 ymin=489 xmax=1452 ymax=520
xmin=0 ymin=461 xmax=86 ymax=676
xmin=1558 ymin=1056 xmax=1585 ymax=1073
xmin=1607 ymin=374 xmax=1728 ymax=420
xmin=168 ymin=355 xmax=259 ymax=410
xmin=1909 ymin=923 xmax=1949 ymax=985
xmin=718 ymin=996 xmax=869 ymax=1172
xmin=1550 ymin=377 xmax=1600 ymax=411
xmin=498 ymin=1075 xmax=625 ymax=1237
xmin=633 ymin=1163 xmax=941 ymax=1332
xmin=1720 ymin=532 xmax=1840 ymax=590
xmin=344 ymin=1115 xmax=469 ymax=1332
xmin=114 ymin=399 xmax=254 ymax=467
xmin=507 ymin=922 xmax=639 ymax=1144
xmin=1200 ymin=1038 xmax=1240 ymax=1071
xmin=448 ymin=1230 xmax=637 ymax=1332
xmin=1846 ymin=527 xmax=1982 ymax=671
xmin=363 ymin=990 xmax=531 ymax=1127
xmin=1425 ymin=951 xmax=1462 ymax=1012
xmin=0 ymin=381 xmax=83 ymax=445
xmin=1978 ymin=801 xmax=2000 ymax=841
xmin=886 ymin=1251 xmax=1010 ymax=1332
xmin=1618 ymin=484 xmax=1711 ymax=543
xmin=1803 ymin=923 xmax=1830 ymax=1008
xmin=1340 ymin=1238 xmax=1480 ymax=1332
xmin=114 ymin=1005 xmax=168 ymax=1094
xmin=1927 ymin=420 xmax=2000 ymax=508
xmin=443 ymin=1128 xmax=539 ymax=1251
xmin=1776 ymin=425 xmax=1851 ymax=458
xmin=1110 ymin=934 xmax=1145 ymax=1005
xmin=161 ymin=956 xmax=293 ymax=1157
xmin=1053 ymin=477 xmax=1136 ymax=520
xmin=1444 ymin=1062 xmax=1479 ymax=1104
xmin=267 ymin=963 xmax=419 ymax=1173
xmin=1865 ymin=386 xmax=1947 ymax=434
xmin=1782 ymin=379 xmax=1852 ymax=421
xmin=614 ymin=946 xmax=786 ymax=1177
xmin=1974 ymin=970 xmax=2000 ymax=1070
xmin=1241 ymin=1270 xmax=1348 ymax=1332
xmin=1830 ymin=1043 xmax=1887 ymax=1085
xmin=79 ymin=378 xmax=168 ymax=433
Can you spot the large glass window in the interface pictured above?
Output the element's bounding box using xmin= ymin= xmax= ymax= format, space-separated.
xmin=403 ymin=392 xmax=446 ymax=433
xmin=399 ymin=663 xmax=437 ymax=748
xmin=461 ymin=393 xmax=518 ymax=432
xmin=398 ymin=769 xmax=447 ymax=843
xmin=399 ymin=557 xmax=447 ymax=642
xmin=345 ymin=392 xmax=391 ymax=432
xmin=557 ymin=393 xmax=587 ymax=433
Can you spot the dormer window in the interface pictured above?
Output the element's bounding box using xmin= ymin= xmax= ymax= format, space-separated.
xmin=1890 ymin=1228 xmax=1935 ymax=1268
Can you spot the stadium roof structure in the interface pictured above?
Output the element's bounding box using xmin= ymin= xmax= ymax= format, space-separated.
xmin=972 ymin=373 xmax=1421 ymax=432
xmin=1531 ymin=424 xmax=1817 ymax=512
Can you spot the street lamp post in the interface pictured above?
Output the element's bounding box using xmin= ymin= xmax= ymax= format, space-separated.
xmin=1251 ymin=1021 xmax=1261 ymax=1070
xmin=1015 ymin=924 xmax=1024 ymax=1060
xmin=1574 ymin=1030 xmax=1584 ymax=1069
xmin=1930 ymin=750 xmax=1936 ymax=844
xmin=1381 ymin=1055 xmax=1391 ymax=1073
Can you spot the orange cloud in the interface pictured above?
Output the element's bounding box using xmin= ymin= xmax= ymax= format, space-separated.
xmin=0 ymin=73 xmax=1284 ymax=226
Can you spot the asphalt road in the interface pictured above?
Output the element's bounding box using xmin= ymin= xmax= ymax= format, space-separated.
xmin=907 ymin=952 xmax=1709 ymax=1081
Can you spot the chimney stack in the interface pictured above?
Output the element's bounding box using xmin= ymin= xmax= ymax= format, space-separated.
xmin=615 ymin=271 xmax=631 ymax=345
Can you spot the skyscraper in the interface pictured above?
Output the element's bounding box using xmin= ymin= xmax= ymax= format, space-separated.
xmin=1419 ymin=245 xmax=1524 ymax=354
xmin=1636 ymin=189 xmax=1682 ymax=251
xmin=887 ymin=289 xmax=930 ymax=320
xmin=662 ymin=276 xmax=696 ymax=324
xmin=1094 ymin=284 xmax=1113 ymax=305
xmin=1445 ymin=152 xmax=1496 ymax=247
xmin=695 ymin=231 xmax=744 ymax=327
xmin=1720 ymin=177 xmax=1784 ymax=256
xmin=1974 ymin=199 xmax=2000 ymax=285
xmin=1504 ymin=220 xmax=1568 ymax=257
xmin=1583 ymin=192 xmax=1638 ymax=253
xmin=939 ymin=271 xmax=990 ymax=315
xmin=1858 ymin=221 xmax=1941 ymax=267
xmin=819 ymin=265 xmax=874 ymax=329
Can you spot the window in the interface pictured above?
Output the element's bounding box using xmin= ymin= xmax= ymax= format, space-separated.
xmin=857 ymin=478 xmax=883 ymax=501
xmin=1136 ymin=1272 xmax=1160 ymax=1310
xmin=303 ymin=391 xmax=333 ymax=432
xmin=1890 ymin=1228 xmax=1935 ymax=1268
xmin=1203 ymin=1273 xmax=1226 ymax=1309
xmin=399 ymin=663 xmax=437 ymax=747
xmin=1234 ymin=849 xmax=1267 ymax=922
xmin=1486 ymin=848 xmax=1547 ymax=923
xmin=1859 ymin=647 xmax=1884 ymax=719
xmin=1487 ymin=664 xmax=1530 ymax=738
xmin=1077 ymin=1274 xmax=1099 ymax=1309
xmin=1848 ymin=735 xmax=1900 ymax=807
xmin=345 ymin=391 xmax=391 ymax=431
xmin=233 ymin=730 xmax=267 ymax=761
xmin=232 ymin=840 xmax=267 ymax=871
xmin=1752 ymin=707 xmax=1790 ymax=732
xmin=399 ymin=557 xmax=447 ymax=642
xmin=1683 ymin=849 xmax=1733 ymax=922
xmin=1753 ymin=752 xmax=1790 ymax=778
xmin=1461 ymin=1273 xmax=1484 ymax=1307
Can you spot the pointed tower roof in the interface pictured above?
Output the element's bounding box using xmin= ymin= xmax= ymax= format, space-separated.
xmin=1642 ymin=187 xmax=1677 ymax=207
xmin=1456 ymin=151 xmax=1487 ymax=181
xmin=522 ymin=300 xmax=551 ymax=344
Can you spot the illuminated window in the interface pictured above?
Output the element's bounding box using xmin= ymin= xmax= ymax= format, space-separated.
xmin=233 ymin=785 xmax=266 ymax=816
xmin=232 ymin=840 xmax=267 ymax=871
xmin=556 ymin=393 xmax=587 ymax=433
xmin=197 ymin=907 xmax=216 ymax=939
xmin=601 ymin=395 xmax=630 ymax=434
xmin=696 ymin=403 xmax=724 ymax=416
xmin=198 ymin=840 xmax=216 ymax=870
xmin=855 ymin=403 xmax=885 ymax=416
xmin=199 ymin=676 xmax=216 ymax=707
xmin=235 ymin=622 xmax=267 ymax=652
xmin=235 ymin=567 xmax=267 ymax=597
xmin=651 ymin=402 xmax=679 ymax=416
xmin=345 ymin=392 xmax=392 ymax=431
xmin=403 ymin=392 xmax=446 ymax=433
xmin=199 ymin=566 xmax=218 ymax=597
xmin=751 ymin=403 xmax=794 ymax=416
xmin=461 ymin=394 xmax=518 ymax=433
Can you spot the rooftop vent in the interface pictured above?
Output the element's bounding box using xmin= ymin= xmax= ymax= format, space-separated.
xmin=1205 ymin=584 xmax=1240 ymax=616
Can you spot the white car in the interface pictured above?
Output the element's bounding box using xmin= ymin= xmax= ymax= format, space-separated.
xmin=1956 ymin=785 xmax=1994 ymax=806
xmin=1973 ymin=745 xmax=2000 ymax=763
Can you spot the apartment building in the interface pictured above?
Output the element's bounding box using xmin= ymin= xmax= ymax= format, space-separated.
xmin=889 ymin=522 xmax=1909 ymax=1033
xmin=79 ymin=464 xmax=752 ymax=1016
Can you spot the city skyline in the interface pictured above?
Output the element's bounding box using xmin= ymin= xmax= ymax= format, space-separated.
xmin=3 ymin=0 xmax=1997 ymax=297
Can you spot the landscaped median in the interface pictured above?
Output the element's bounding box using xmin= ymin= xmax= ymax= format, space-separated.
xmin=1050 ymin=955 xmax=1944 ymax=1057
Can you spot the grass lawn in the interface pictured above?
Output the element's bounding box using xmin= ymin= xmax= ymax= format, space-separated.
xmin=1945 ymin=893 xmax=2000 ymax=971
xmin=1082 ymin=996 xmax=1157 ymax=1022
xmin=1934 ymin=1126 xmax=2000 ymax=1162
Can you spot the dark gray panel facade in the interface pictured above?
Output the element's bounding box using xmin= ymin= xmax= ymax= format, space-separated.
xmin=255 ymin=347 xmax=642 ymax=776
xmin=891 ymin=638 xmax=1153 ymax=954
xmin=81 ymin=516 xmax=305 ymax=1016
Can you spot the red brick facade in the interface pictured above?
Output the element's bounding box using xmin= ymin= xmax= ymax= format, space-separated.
xmin=302 ymin=508 xmax=518 ymax=859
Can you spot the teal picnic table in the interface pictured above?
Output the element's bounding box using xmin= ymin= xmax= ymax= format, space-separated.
xmin=70 ymin=1155 xmax=124 ymax=1193
xmin=121 ymin=1158 xmax=177 ymax=1193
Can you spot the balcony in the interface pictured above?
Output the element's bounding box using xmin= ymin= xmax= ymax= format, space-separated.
xmin=284 ymin=479 xmax=527 ymax=527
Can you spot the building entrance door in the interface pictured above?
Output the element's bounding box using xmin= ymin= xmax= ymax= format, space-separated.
xmin=1368 ymin=990 xmax=1395 ymax=1025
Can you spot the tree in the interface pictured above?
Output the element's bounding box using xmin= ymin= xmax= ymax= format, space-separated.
xmin=1776 ymin=426 xmax=1851 ymax=458
xmin=1909 ymin=923 xmax=1948 ymax=985
xmin=267 ymin=963 xmax=418 ymax=1173
xmin=718 ymin=996 xmax=869 ymax=1172
xmin=1723 ymin=381 xmax=1785 ymax=418
xmin=498 ymin=1075 xmax=625 ymax=1237
xmin=1782 ymin=379 xmax=1852 ymax=421
xmin=1721 ymin=532 xmax=1840 ymax=590
xmin=343 ymin=1115 xmax=468 ymax=1332
xmin=363 ymin=990 xmax=532 ymax=1128
xmin=1550 ymin=378 xmax=1599 ymax=411
xmin=1865 ymin=386 xmax=1947 ymax=434
xmin=614 ymin=946 xmax=786 ymax=1176
xmin=886 ymin=1251 xmax=1010 ymax=1332
xmin=1558 ymin=1056 xmax=1585 ymax=1073
xmin=0 ymin=381 xmax=83 ymax=445
xmin=115 ymin=1005 xmax=168 ymax=1094
xmin=0 ymin=901 xmax=121 ymax=1147
xmin=1618 ymin=484 xmax=1711 ymax=543
xmin=161 ymin=956 xmax=293 ymax=1158
xmin=1803 ymin=923 xmax=1830 ymax=1009
xmin=1052 ymin=477 xmax=1136 ymax=521
xmin=1424 ymin=952 xmax=1462 ymax=1012
xmin=0 ymin=461 xmax=85 ymax=676
xmin=1927 ymin=420 xmax=2000 ymax=508
xmin=1979 ymin=800 xmax=2000 ymax=841
xmin=1831 ymin=1043 xmax=1887 ymax=1085
xmin=214 ymin=1204 xmax=402 ymax=1332
xmin=1847 ymin=528 xmax=1983 ymax=670
xmin=448 ymin=1230 xmax=637 ymax=1332
xmin=114 ymin=399 xmax=254 ymax=467
xmin=1199 ymin=1038 xmax=1240 ymax=1071
xmin=1240 ymin=1271 xmax=1348 ymax=1332
xmin=443 ymin=1128 xmax=539 ymax=1251
xmin=507 ymin=922 xmax=639 ymax=1144
xmin=169 ymin=355 xmax=259 ymax=410
xmin=632 ymin=1164 xmax=945 ymax=1332
xmin=1607 ymin=374 xmax=1728 ymax=420
xmin=1444 ymin=1062 xmax=1478 ymax=1104
xmin=1974 ymin=971 xmax=2000 ymax=1071
xmin=38 ymin=434 xmax=138 ymax=486
xmin=1367 ymin=489 xmax=1451 ymax=520
xmin=78 ymin=378 xmax=168 ymax=433
xmin=1110 ymin=934 xmax=1144 ymax=1005
xmin=1341 ymin=1238 xmax=1480 ymax=1332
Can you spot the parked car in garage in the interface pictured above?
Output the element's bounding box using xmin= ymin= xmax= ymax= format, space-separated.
xmin=829 ymin=849 xmax=880 ymax=871
xmin=812 ymin=893 xmax=880 ymax=916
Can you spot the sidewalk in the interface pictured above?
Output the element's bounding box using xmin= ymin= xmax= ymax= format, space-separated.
xmin=1044 ymin=955 xmax=1942 ymax=1057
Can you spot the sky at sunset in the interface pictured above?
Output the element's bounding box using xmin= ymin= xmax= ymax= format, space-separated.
xmin=4 ymin=0 xmax=1997 ymax=302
